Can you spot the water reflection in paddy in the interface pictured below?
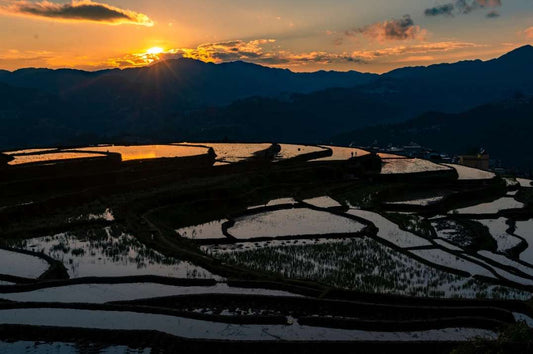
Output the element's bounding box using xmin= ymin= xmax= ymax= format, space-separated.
xmin=13 ymin=227 xmax=218 ymax=279
xmin=310 ymin=146 xmax=370 ymax=161
xmin=183 ymin=143 xmax=272 ymax=163
xmin=275 ymin=144 xmax=327 ymax=160
xmin=76 ymin=145 xmax=208 ymax=161
xmin=0 ymin=308 xmax=498 ymax=341
xmin=381 ymin=159 xmax=451 ymax=175
xmin=0 ymin=249 xmax=49 ymax=279
xmin=229 ymin=208 xmax=365 ymax=239
xmin=443 ymin=164 xmax=495 ymax=180
xmin=8 ymin=152 xmax=108 ymax=165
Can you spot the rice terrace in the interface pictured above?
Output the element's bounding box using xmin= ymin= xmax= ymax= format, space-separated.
xmin=3 ymin=1 xmax=533 ymax=352
xmin=0 ymin=142 xmax=532 ymax=353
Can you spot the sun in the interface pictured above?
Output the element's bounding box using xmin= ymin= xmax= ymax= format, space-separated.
xmin=146 ymin=46 xmax=164 ymax=55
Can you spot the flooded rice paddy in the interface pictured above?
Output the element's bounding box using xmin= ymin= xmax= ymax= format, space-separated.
xmin=302 ymin=196 xmax=342 ymax=208
xmin=0 ymin=308 xmax=498 ymax=341
xmin=199 ymin=191 xmax=533 ymax=299
xmin=477 ymin=218 xmax=522 ymax=253
xmin=409 ymin=249 xmax=495 ymax=279
xmin=3 ymin=148 xmax=58 ymax=155
xmin=176 ymin=219 xmax=229 ymax=240
xmin=452 ymin=197 xmax=524 ymax=214
xmin=247 ymin=198 xmax=298 ymax=210
xmin=8 ymin=152 xmax=108 ymax=166
xmin=385 ymin=196 xmax=445 ymax=207
xmin=185 ymin=143 xmax=271 ymax=163
xmin=515 ymin=220 xmax=533 ymax=263
xmin=0 ymin=341 xmax=151 ymax=354
xmin=0 ymin=249 xmax=49 ymax=279
xmin=228 ymin=208 xmax=365 ymax=239
xmin=381 ymin=159 xmax=451 ymax=175
xmin=347 ymin=209 xmax=431 ymax=248
xmin=310 ymin=146 xmax=370 ymax=161
xmin=205 ymin=236 xmax=527 ymax=298
xmin=516 ymin=178 xmax=533 ymax=188
xmin=275 ymin=144 xmax=328 ymax=160
xmin=444 ymin=164 xmax=496 ymax=180
xmin=76 ymin=145 xmax=208 ymax=161
xmin=11 ymin=227 xmax=217 ymax=279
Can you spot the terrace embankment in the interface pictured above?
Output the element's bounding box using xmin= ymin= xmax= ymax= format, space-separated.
xmin=0 ymin=153 xmax=13 ymax=166
xmin=277 ymin=145 xmax=332 ymax=163
xmin=111 ymin=292 xmax=516 ymax=326
xmin=0 ymin=324 xmax=485 ymax=354
xmin=251 ymin=143 xmax=281 ymax=161
xmin=376 ymin=178 xmax=507 ymax=215
xmin=0 ymin=149 xmax=215 ymax=183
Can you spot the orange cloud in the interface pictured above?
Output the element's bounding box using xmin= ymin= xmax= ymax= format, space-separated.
xmin=0 ymin=0 xmax=153 ymax=26
xmin=106 ymin=40 xmax=369 ymax=69
xmin=350 ymin=42 xmax=481 ymax=61
xmin=523 ymin=27 xmax=533 ymax=39
xmin=184 ymin=39 xmax=277 ymax=63
xmin=105 ymin=39 xmax=481 ymax=70
xmin=108 ymin=40 xmax=279 ymax=68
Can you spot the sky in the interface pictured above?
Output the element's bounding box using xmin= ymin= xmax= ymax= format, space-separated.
xmin=1 ymin=0 xmax=533 ymax=73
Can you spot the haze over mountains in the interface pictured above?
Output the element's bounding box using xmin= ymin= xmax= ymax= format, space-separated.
xmin=1 ymin=45 xmax=533 ymax=169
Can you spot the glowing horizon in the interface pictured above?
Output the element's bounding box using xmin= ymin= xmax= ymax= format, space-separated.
xmin=0 ymin=1 xmax=532 ymax=74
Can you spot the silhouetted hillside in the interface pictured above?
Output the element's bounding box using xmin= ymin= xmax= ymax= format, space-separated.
xmin=0 ymin=59 xmax=377 ymax=107
xmin=179 ymin=88 xmax=408 ymax=142
xmin=1 ymin=46 xmax=533 ymax=161
xmin=333 ymin=95 xmax=533 ymax=170
xmin=358 ymin=45 xmax=533 ymax=116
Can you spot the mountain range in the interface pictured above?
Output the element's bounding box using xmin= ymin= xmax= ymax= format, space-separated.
xmin=1 ymin=45 xmax=533 ymax=170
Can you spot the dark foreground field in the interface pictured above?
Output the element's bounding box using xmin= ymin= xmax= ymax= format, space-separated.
xmin=1 ymin=143 xmax=532 ymax=353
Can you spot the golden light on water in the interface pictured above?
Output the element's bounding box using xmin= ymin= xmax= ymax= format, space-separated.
xmin=75 ymin=145 xmax=208 ymax=161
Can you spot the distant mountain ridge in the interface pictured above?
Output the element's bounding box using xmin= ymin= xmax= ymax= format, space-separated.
xmin=0 ymin=58 xmax=377 ymax=107
xmin=1 ymin=45 xmax=533 ymax=168
xmin=385 ymin=45 xmax=533 ymax=80
xmin=163 ymin=45 xmax=533 ymax=143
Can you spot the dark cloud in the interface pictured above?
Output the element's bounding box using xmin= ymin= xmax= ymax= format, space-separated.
xmin=424 ymin=4 xmax=455 ymax=16
xmin=1 ymin=0 xmax=153 ymax=26
xmin=346 ymin=15 xmax=426 ymax=42
xmin=425 ymin=0 xmax=502 ymax=18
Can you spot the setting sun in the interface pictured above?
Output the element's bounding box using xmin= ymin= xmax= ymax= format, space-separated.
xmin=147 ymin=46 xmax=164 ymax=55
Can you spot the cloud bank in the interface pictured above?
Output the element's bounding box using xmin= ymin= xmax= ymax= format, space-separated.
xmin=0 ymin=0 xmax=153 ymax=26
xmin=106 ymin=38 xmax=480 ymax=70
xmin=109 ymin=39 xmax=365 ymax=68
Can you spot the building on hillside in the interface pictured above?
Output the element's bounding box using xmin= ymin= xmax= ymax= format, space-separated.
xmin=403 ymin=142 xmax=424 ymax=157
xmin=459 ymin=149 xmax=490 ymax=170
